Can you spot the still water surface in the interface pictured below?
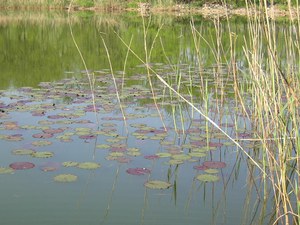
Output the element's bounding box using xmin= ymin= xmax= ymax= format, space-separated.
xmin=0 ymin=10 xmax=289 ymax=225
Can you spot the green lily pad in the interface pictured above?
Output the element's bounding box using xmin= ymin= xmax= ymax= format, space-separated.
xmin=0 ymin=167 xmax=15 ymax=174
xmin=167 ymin=159 xmax=184 ymax=165
xmin=127 ymin=147 xmax=140 ymax=152
xmin=31 ymin=140 xmax=52 ymax=146
xmin=196 ymin=174 xmax=219 ymax=182
xmin=77 ymin=162 xmax=101 ymax=169
xmin=62 ymin=161 xmax=79 ymax=167
xmin=96 ymin=144 xmax=110 ymax=149
xmin=156 ymin=152 xmax=172 ymax=158
xmin=31 ymin=151 xmax=54 ymax=158
xmin=12 ymin=149 xmax=36 ymax=155
xmin=144 ymin=180 xmax=172 ymax=189
xmin=127 ymin=151 xmax=141 ymax=156
xmin=106 ymin=138 xmax=121 ymax=143
xmin=54 ymin=174 xmax=78 ymax=182
xmin=171 ymin=154 xmax=191 ymax=160
xmin=109 ymin=152 xmax=124 ymax=157
xmin=204 ymin=169 xmax=219 ymax=174
xmin=188 ymin=152 xmax=207 ymax=157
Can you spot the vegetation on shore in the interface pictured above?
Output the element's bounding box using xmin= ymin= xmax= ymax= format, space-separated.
xmin=0 ymin=0 xmax=299 ymax=15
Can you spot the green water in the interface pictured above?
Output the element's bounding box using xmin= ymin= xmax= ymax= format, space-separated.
xmin=0 ymin=10 xmax=295 ymax=225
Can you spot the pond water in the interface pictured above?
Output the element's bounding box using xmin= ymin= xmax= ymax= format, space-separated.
xmin=0 ymin=10 xmax=294 ymax=225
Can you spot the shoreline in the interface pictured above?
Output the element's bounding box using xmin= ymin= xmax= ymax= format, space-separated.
xmin=0 ymin=4 xmax=299 ymax=19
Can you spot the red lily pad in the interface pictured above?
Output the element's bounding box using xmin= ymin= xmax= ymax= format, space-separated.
xmin=203 ymin=161 xmax=226 ymax=169
xmin=5 ymin=134 xmax=23 ymax=141
xmin=209 ymin=142 xmax=223 ymax=147
xmin=144 ymin=155 xmax=159 ymax=160
xmin=117 ymin=157 xmax=131 ymax=163
xmin=43 ymin=128 xmax=64 ymax=134
xmin=193 ymin=165 xmax=209 ymax=170
xmin=79 ymin=135 xmax=97 ymax=139
xmin=32 ymin=133 xmax=53 ymax=139
xmin=39 ymin=162 xmax=60 ymax=172
xmin=9 ymin=162 xmax=35 ymax=170
xmin=126 ymin=168 xmax=151 ymax=175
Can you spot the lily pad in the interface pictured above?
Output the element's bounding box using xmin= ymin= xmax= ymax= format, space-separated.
xmin=144 ymin=155 xmax=159 ymax=160
xmin=11 ymin=148 xmax=36 ymax=155
xmin=62 ymin=161 xmax=79 ymax=167
xmin=5 ymin=134 xmax=23 ymax=141
xmin=31 ymin=151 xmax=54 ymax=158
xmin=54 ymin=174 xmax=78 ymax=182
xmin=171 ymin=154 xmax=191 ymax=161
xmin=77 ymin=162 xmax=101 ymax=169
xmin=79 ymin=135 xmax=97 ymax=140
xmin=9 ymin=162 xmax=35 ymax=170
xmin=43 ymin=128 xmax=64 ymax=134
xmin=31 ymin=140 xmax=52 ymax=146
xmin=0 ymin=167 xmax=15 ymax=174
xmin=39 ymin=162 xmax=60 ymax=172
xmin=96 ymin=144 xmax=110 ymax=149
xmin=167 ymin=159 xmax=184 ymax=165
xmin=196 ymin=174 xmax=219 ymax=182
xmin=144 ymin=180 xmax=172 ymax=189
xmin=204 ymin=169 xmax=219 ymax=174
xmin=189 ymin=152 xmax=207 ymax=157
xmin=109 ymin=152 xmax=124 ymax=157
xmin=127 ymin=151 xmax=141 ymax=156
xmin=193 ymin=165 xmax=209 ymax=171
xmin=156 ymin=152 xmax=172 ymax=158
xmin=32 ymin=133 xmax=53 ymax=139
xmin=203 ymin=161 xmax=226 ymax=169
xmin=126 ymin=168 xmax=151 ymax=175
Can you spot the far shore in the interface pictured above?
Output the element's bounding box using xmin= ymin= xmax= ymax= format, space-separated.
xmin=0 ymin=4 xmax=299 ymax=19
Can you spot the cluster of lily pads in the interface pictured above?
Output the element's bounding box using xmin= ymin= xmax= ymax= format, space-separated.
xmin=0 ymin=69 xmax=236 ymax=189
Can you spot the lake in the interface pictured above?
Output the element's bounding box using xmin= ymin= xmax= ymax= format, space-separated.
xmin=0 ymin=10 xmax=298 ymax=225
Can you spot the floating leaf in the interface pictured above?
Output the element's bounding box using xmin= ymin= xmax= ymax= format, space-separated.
xmin=167 ymin=159 xmax=184 ymax=165
xmin=144 ymin=180 xmax=172 ymax=189
xmin=77 ymin=162 xmax=101 ymax=169
xmin=0 ymin=167 xmax=15 ymax=174
xmin=193 ymin=165 xmax=209 ymax=171
xmin=156 ymin=152 xmax=171 ymax=158
xmin=127 ymin=147 xmax=140 ymax=152
xmin=39 ymin=162 xmax=60 ymax=172
xmin=127 ymin=151 xmax=141 ymax=157
xmin=126 ymin=168 xmax=151 ymax=175
xmin=5 ymin=134 xmax=23 ymax=141
xmin=196 ymin=174 xmax=219 ymax=182
xmin=204 ymin=169 xmax=219 ymax=174
xmin=117 ymin=157 xmax=131 ymax=163
xmin=54 ymin=174 xmax=77 ymax=182
xmin=96 ymin=144 xmax=110 ymax=149
xmin=144 ymin=155 xmax=159 ymax=160
xmin=188 ymin=152 xmax=207 ymax=158
xmin=171 ymin=154 xmax=191 ymax=161
xmin=9 ymin=162 xmax=35 ymax=170
xmin=79 ymin=135 xmax=97 ymax=140
xmin=43 ymin=128 xmax=64 ymax=134
xmin=32 ymin=151 xmax=54 ymax=158
xmin=203 ymin=161 xmax=226 ymax=169
xmin=62 ymin=161 xmax=78 ymax=167
xmin=31 ymin=140 xmax=52 ymax=146
xmin=109 ymin=152 xmax=124 ymax=157
xmin=32 ymin=133 xmax=53 ymax=139
xmin=11 ymin=148 xmax=35 ymax=155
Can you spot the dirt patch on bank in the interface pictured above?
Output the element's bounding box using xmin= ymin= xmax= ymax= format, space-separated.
xmin=133 ymin=3 xmax=299 ymax=19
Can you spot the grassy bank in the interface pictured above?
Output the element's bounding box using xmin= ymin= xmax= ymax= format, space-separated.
xmin=0 ymin=0 xmax=299 ymax=18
